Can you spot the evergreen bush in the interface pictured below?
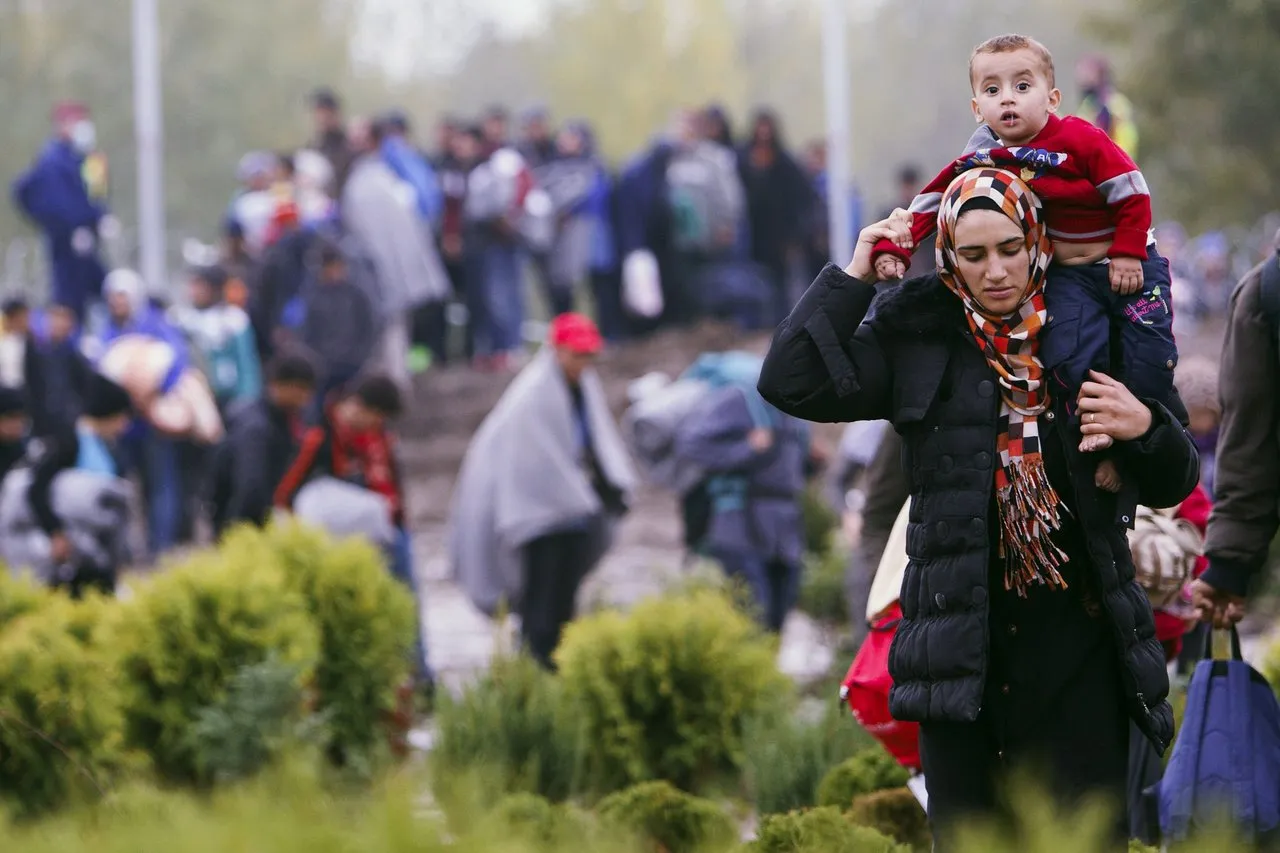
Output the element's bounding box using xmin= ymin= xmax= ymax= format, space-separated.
xmin=557 ymin=588 xmax=787 ymax=794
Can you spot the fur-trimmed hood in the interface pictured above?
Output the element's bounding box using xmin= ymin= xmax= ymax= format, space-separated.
xmin=866 ymin=272 xmax=966 ymax=336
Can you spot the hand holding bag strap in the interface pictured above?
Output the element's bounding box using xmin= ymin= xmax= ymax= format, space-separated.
xmin=1201 ymin=625 xmax=1245 ymax=661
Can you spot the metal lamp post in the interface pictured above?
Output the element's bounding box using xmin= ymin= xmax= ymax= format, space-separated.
xmin=131 ymin=0 xmax=166 ymax=292
xmin=821 ymin=0 xmax=853 ymax=267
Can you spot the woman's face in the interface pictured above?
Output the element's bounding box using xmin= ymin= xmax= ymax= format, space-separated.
xmin=952 ymin=208 xmax=1033 ymax=316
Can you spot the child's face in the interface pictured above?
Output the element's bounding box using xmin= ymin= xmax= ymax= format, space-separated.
xmin=0 ymin=414 xmax=25 ymax=442
xmin=970 ymin=48 xmax=1061 ymax=146
xmin=320 ymin=260 xmax=347 ymax=284
xmin=339 ymin=399 xmax=384 ymax=433
xmin=4 ymin=310 xmax=29 ymax=336
xmin=188 ymin=278 xmax=217 ymax=309
xmin=107 ymin=290 xmax=133 ymax=322
xmin=270 ymin=381 xmax=314 ymax=414
xmin=97 ymin=412 xmax=131 ymax=441
xmin=1189 ymin=406 xmax=1219 ymax=439
xmin=47 ymin=308 xmax=75 ymax=342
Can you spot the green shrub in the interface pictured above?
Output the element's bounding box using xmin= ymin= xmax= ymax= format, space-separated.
xmin=797 ymin=543 xmax=849 ymax=625
xmin=750 ymin=807 xmax=910 ymax=853
xmin=0 ymin=570 xmax=49 ymax=632
xmin=943 ymin=776 xmax=1248 ymax=853
xmin=557 ymin=588 xmax=788 ymax=794
xmin=492 ymin=793 xmax=570 ymax=846
xmin=185 ymin=657 xmax=322 ymax=785
xmin=433 ymin=654 xmax=583 ymax=802
xmin=816 ymin=749 xmax=910 ymax=811
xmin=597 ymin=781 xmax=736 ymax=853
xmin=743 ymin=699 xmax=871 ymax=816
xmin=0 ymin=596 xmax=128 ymax=817
xmin=848 ymin=789 xmax=929 ymax=850
xmin=242 ymin=523 xmax=416 ymax=768
xmin=802 ymin=487 xmax=840 ymax=557
xmin=113 ymin=549 xmax=319 ymax=784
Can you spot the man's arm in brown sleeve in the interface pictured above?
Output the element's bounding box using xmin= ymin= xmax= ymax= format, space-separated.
xmin=1203 ymin=265 xmax=1280 ymax=597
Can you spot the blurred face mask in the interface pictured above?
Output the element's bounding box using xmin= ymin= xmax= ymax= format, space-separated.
xmin=69 ymin=119 xmax=97 ymax=153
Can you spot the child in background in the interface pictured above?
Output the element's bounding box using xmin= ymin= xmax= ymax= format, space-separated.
xmin=30 ymin=302 xmax=93 ymax=437
xmin=297 ymin=239 xmax=377 ymax=420
xmin=873 ymin=34 xmax=1182 ymax=495
xmin=171 ymin=265 xmax=262 ymax=416
xmin=274 ymin=374 xmax=435 ymax=703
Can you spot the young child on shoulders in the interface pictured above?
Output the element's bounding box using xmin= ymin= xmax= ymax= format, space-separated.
xmin=872 ymin=33 xmax=1183 ymax=495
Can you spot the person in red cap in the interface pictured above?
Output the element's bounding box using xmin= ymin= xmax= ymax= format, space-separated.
xmin=12 ymin=101 xmax=112 ymax=323
xmin=450 ymin=312 xmax=637 ymax=669
xmin=547 ymin=311 xmax=603 ymax=381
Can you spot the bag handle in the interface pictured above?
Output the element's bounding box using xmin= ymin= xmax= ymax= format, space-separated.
xmin=1200 ymin=624 xmax=1243 ymax=662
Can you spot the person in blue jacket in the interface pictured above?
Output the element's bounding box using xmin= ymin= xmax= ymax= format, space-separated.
xmin=92 ymin=268 xmax=191 ymax=558
xmin=378 ymin=110 xmax=443 ymax=226
xmin=12 ymin=102 xmax=111 ymax=323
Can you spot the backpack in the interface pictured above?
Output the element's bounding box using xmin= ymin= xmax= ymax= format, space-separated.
xmin=621 ymin=352 xmax=775 ymax=494
xmin=623 ymin=352 xmax=782 ymax=552
xmin=1147 ymin=628 xmax=1280 ymax=845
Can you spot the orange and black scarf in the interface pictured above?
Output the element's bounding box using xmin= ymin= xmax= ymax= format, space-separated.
xmin=935 ymin=167 xmax=1068 ymax=596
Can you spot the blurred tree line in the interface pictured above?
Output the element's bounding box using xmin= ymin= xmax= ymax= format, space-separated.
xmin=0 ymin=0 xmax=1273 ymax=256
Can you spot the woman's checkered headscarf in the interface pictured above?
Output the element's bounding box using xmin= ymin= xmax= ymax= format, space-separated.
xmin=936 ymin=167 xmax=1067 ymax=597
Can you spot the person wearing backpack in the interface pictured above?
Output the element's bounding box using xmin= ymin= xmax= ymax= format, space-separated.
xmin=1195 ymin=231 xmax=1280 ymax=630
xmin=673 ymin=372 xmax=810 ymax=634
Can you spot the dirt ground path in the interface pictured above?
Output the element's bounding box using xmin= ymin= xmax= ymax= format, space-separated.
xmin=398 ymin=322 xmax=840 ymax=692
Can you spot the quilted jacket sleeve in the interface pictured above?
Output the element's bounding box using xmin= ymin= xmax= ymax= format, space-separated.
xmin=757 ymin=264 xmax=892 ymax=424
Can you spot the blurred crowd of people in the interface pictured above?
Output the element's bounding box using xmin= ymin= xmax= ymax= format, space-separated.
xmin=2 ymin=51 xmax=1278 ymax=708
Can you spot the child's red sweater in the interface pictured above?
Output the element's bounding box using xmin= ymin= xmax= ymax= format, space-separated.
xmin=874 ymin=114 xmax=1152 ymax=265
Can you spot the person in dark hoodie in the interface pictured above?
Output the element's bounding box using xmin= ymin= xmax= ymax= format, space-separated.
xmin=26 ymin=370 xmax=132 ymax=597
xmin=310 ymin=88 xmax=354 ymax=196
xmin=29 ymin=301 xmax=93 ymax=437
xmin=299 ymin=238 xmax=377 ymax=419
xmin=737 ymin=110 xmax=817 ymax=325
xmin=208 ymin=350 xmax=316 ymax=537
xmin=0 ymin=386 xmax=29 ymax=483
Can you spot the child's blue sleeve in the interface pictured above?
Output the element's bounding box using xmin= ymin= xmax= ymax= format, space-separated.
xmin=281 ymin=295 xmax=306 ymax=330
xmin=233 ymin=327 xmax=263 ymax=402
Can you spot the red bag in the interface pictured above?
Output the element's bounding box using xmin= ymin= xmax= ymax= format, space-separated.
xmin=840 ymin=602 xmax=921 ymax=771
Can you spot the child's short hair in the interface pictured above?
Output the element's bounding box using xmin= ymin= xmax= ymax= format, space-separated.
xmin=969 ymin=34 xmax=1055 ymax=90
xmin=2 ymin=297 xmax=29 ymax=318
xmin=191 ymin=265 xmax=229 ymax=291
xmin=268 ymin=349 xmax=318 ymax=387
xmin=315 ymin=237 xmax=345 ymax=269
xmin=352 ymin=374 xmax=404 ymax=419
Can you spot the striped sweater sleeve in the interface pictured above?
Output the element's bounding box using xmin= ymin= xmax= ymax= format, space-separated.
xmin=870 ymin=161 xmax=955 ymax=266
xmin=1073 ymin=120 xmax=1152 ymax=260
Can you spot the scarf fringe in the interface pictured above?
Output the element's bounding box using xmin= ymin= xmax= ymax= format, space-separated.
xmin=996 ymin=455 xmax=1069 ymax=597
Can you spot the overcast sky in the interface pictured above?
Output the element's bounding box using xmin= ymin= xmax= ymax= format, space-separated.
xmin=351 ymin=0 xmax=890 ymax=78
xmin=353 ymin=0 xmax=550 ymax=77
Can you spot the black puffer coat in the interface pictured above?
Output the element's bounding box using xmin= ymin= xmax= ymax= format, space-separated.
xmin=758 ymin=266 xmax=1199 ymax=751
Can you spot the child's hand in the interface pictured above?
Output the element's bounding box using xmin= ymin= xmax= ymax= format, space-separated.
xmin=874 ymin=255 xmax=906 ymax=281
xmin=1109 ymin=257 xmax=1144 ymax=295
